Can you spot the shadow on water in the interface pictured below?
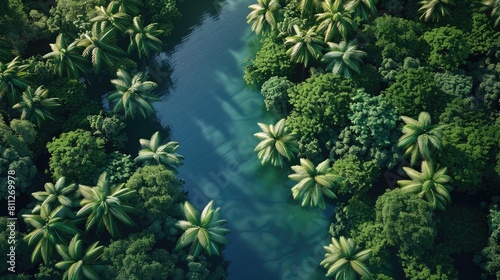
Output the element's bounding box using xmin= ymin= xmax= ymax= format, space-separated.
xmin=150 ymin=0 xmax=333 ymax=279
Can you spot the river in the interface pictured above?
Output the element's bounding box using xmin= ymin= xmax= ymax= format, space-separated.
xmin=154 ymin=0 xmax=331 ymax=279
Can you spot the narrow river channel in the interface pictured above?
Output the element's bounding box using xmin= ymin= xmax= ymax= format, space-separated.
xmin=154 ymin=0 xmax=331 ymax=279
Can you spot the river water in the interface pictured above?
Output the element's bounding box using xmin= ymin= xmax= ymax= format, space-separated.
xmin=154 ymin=0 xmax=331 ymax=279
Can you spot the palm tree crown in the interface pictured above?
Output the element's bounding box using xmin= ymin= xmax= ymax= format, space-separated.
xmin=289 ymin=159 xmax=341 ymax=209
xmin=320 ymin=236 xmax=373 ymax=279
xmin=32 ymin=177 xmax=78 ymax=217
xmin=0 ymin=56 xmax=28 ymax=105
xmin=285 ymin=25 xmax=324 ymax=67
xmin=77 ymin=172 xmax=136 ymax=238
xmin=322 ymin=40 xmax=366 ymax=78
xmin=397 ymin=111 xmax=446 ymax=166
xmin=12 ymin=86 xmax=60 ymax=127
xmin=134 ymin=131 xmax=184 ymax=173
xmin=315 ymin=0 xmax=356 ymax=42
xmin=109 ymin=0 xmax=142 ymax=16
xmin=344 ymin=0 xmax=378 ymax=21
xmin=482 ymin=0 xmax=500 ymax=28
xmin=90 ymin=4 xmax=130 ymax=32
xmin=398 ymin=161 xmax=453 ymax=211
xmin=55 ymin=234 xmax=105 ymax=280
xmin=127 ymin=16 xmax=164 ymax=59
xmin=23 ymin=204 xmax=79 ymax=264
xmin=175 ymin=200 xmax=230 ymax=257
xmin=43 ymin=34 xmax=89 ymax=79
xmin=254 ymin=118 xmax=299 ymax=167
xmin=247 ymin=0 xmax=282 ymax=35
xmin=418 ymin=0 xmax=455 ymax=22
xmin=108 ymin=68 xmax=159 ymax=119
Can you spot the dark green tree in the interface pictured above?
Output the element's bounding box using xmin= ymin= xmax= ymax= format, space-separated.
xmin=260 ymin=76 xmax=293 ymax=114
xmin=422 ymin=26 xmax=471 ymax=71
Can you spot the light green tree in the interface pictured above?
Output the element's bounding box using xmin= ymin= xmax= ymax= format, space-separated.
xmin=31 ymin=177 xmax=78 ymax=217
xmin=175 ymin=200 xmax=230 ymax=257
xmin=254 ymin=118 xmax=299 ymax=167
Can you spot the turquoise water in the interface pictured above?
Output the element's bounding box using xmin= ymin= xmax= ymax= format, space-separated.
xmin=155 ymin=0 xmax=331 ymax=279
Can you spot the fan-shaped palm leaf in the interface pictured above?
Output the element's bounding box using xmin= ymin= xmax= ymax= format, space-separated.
xmin=43 ymin=34 xmax=89 ymax=79
xmin=344 ymin=0 xmax=378 ymax=21
xmin=91 ymin=4 xmax=130 ymax=32
xmin=254 ymin=118 xmax=299 ymax=167
xmin=127 ymin=16 xmax=164 ymax=59
xmin=322 ymin=40 xmax=366 ymax=78
xmin=247 ymin=0 xmax=282 ymax=35
xmin=321 ymin=236 xmax=372 ymax=279
xmin=398 ymin=160 xmax=453 ymax=210
xmin=315 ymin=0 xmax=356 ymax=42
xmin=175 ymin=201 xmax=230 ymax=257
xmin=134 ymin=131 xmax=184 ymax=173
xmin=55 ymin=234 xmax=105 ymax=280
xmin=0 ymin=56 xmax=28 ymax=105
xmin=418 ymin=0 xmax=455 ymax=22
xmin=12 ymin=86 xmax=60 ymax=127
xmin=285 ymin=25 xmax=324 ymax=67
xmin=109 ymin=0 xmax=142 ymax=15
xmin=32 ymin=177 xmax=79 ymax=217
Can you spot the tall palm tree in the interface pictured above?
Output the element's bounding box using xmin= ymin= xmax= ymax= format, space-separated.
xmin=322 ymin=40 xmax=366 ymax=78
xmin=134 ymin=131 xmax=184 ymax=173
xmin=78 ymin=24 xmax=126 ymax=73
xmin=12 ymin=86 xmax=60 ymax=127
xmin=0 ymin=56 xmax=28 ymax=105
xmin=32 ymin=177 xmax=79 ymax=218
xmin=77 ymin=172 xmax=136 ymax=238
xmin=320 ymin=236 xmax=372 ymax=279
xmin=398 ymin=161 xmax=452 ymax=211
xmin=127 ymin=16 xmax=164 ymax=59
xmin=55 ymin=234 xmax=105 ymax=280
xmin=482 ymin=0 xmax=500 ymax=28
xmin=344 ymin=0 xmax=378 ymax=21
xmin=43 ymin=34 xmax=89 ymax=79
xmin=397 ymin=112 xmax=446 ymax=166
xmin=108 ymin=68 xmax=159 ymax=119
xmin=23 ymin=204 xmax=80 ymax=264
xmin=418 ymin=0 xmax=455 ymax=22
xmin=289 ymin=159 xmax=341 ymax=209
xmin=315 ymin=0 xmax=356 ymax=42
xmin=109 ymin=0 xmax=142 ymax=16
xmin=175 ymin=200 xmax=230 ymax=257
xmin=285 ymin=25 xmax=324 ymax=67
xmin=254 ymin=118 xmax=299 ymax=167
xmin=247 ymin=0 xmax=282 ymax=35
xmin=90 ymin=4 xmax=130 ymax=32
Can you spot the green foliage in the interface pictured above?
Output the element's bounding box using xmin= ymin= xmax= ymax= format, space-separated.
xmin=482 ymin=0 xmax=500 ymax=28
xmin=0 ymin=117 xmax=37 ymax=198
xmin=12 ymin=86 xmax=60 ymax=127
xmin=55 ymin=234 xmax=105 ymax=280
xmin=331 ymin=156 xmax=380 ymax=195
xmin=98 ymin=151 xmax=136 ymax=185
xmin=125 ymin=165 xmax=185 ymax=241
xmin=352 ymin=64 xmax=382 ymax=96
xmin=418 ymin=0 xmax=455 ymax=22
xmin=102 ymin=233 xmax=175 ymax=279
xmin=127 ymin=16 xmax=164 ymax=59
xmin=398 ymin=250 xmax=457 ymax=280
xmin=142 ymin=0 xmax=181 ymax=35
xmin=315 ymin=0 xmax=357 ymax=42
xmin=43 ymin=33 xmax=89 ymax=79
xmin=287 ymin=73 xmax=355 ymax=158
xmin=254 ymin=118 xmax=299 ymax=167
xmin=247 ymin=0 xmax=282 ymax=35
xmin=289 ymin=158 xmax=341 ymax=209
xmin=46 ymin=129 xmax=106 ymax=185
xmin=320 ymin=236 xmax=373 ymax=279
xmin=323 ymin=40 xmax=366 ymax=78
xmin=260 ymin=76 xmax=293 ymax=114
xmin=365 ymin=16 xmax=427 ymax=61
xmin=384 ymin=67 xmax=452 ymax=118
xmin=176 ymin=201 xmax=230 ymax=257
xmin=47 ymin=0 xmax=105 ymax=37
xmin=0 ymin=56 xmax=29 ymax=106
xmin=422 ymin=26 xmax=471 ymax=71
xmin=88 ymin=113 xmax=128 ymax=148
xmin=466 ymin=13 xmax=500 ymax=55
xmin=244 ymin=36 xmax=294 ymax=86
xmin=439 ymin=99 xmax=500 ymax=194
xmin=333 ymin=90 xmax=401 ymax=169
xmin=31 ymin=177 xmax=79 ymax=217
xmin=285 ymin=25 xmax=324 ymax=67
xmin=434 ymin=71 xmax=473 ymax=99
xmin=134 ymin=131 xmax=184 ymax=173
xmin=474 ymin=199 xmax=500 ymax=280
xmin=479 ymin=62 xmax=500 ymax=110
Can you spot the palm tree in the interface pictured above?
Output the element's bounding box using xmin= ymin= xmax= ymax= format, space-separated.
xmin=344 ymin=0 xmax=378 ymax=21
xmin=315 ymin=0 xmax=356 ymax=42
xmin=23 ymin=204 xmax=79 ymax=264
xmin=0 ymin=56 xmax=28 ymax=105
xmin=43 ymin=34 xmax=89 ymax=79
xmin=78 ymin=24 xmax=126 ymax=73
xmin=127 ymin=16 xmax=164 ymax=59
xmin=12 ymin=86 xmax=60 ymax=127
xmin=175 ymin=200 xmax=230 ymax=257
xmin=90 ymin=4 xmax=130 ymax=32
xmin=254 ymin=118 xmax=299 ymax=167
xmin=322 ymin=40 xmax=366 ymax=78
xmin=77 ymin=172 xmax=136 ymax=238
xmin=108 ymin=68 xmax=159 ymax=119
xmin=482 ymin=0 xmax=500 ymax=28
xmin=285 ymin=25 xmax=324 ymax=67
xmin=397 ymin=111 xmax=446 ymax=166
xmin=109 ymin=0 xmax=142 ymax=15
xmin=134 ymin=131 xmax=184 ymax=173
xmin=289 ymin=159 xmax=341 ymax=209
xmin=398 ymin=161 xmax=452 ymax=211
xmin=32 ymin=177 xmax=79 ymax=217
xmin=247 ymin=0 xmax=282 ymax=35
xmin=55 ymin=234 xmax=105 ymax=280
xmin=320 ymin=236 xmax=372 ymax=279
xmin=418 ymin=0 xmax=455 ymax=22
xmin=298 ymin=0 xmax=323 ymax=18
